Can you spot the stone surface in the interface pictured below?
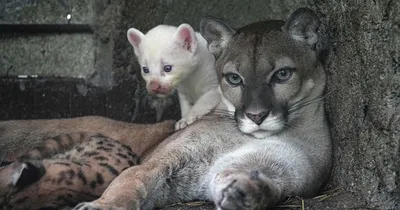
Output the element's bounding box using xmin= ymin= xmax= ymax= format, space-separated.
xmin=0 ymin=0 xmax=109 ymax=86
xmin=309 ymin=0 xmax=400 ymax=209
xmin=162 ymin=0 xmax=307 ymax=30
xmin=0 ymin=0 xmax=94 ymax=24
xmin=0 ymin=34 xmax=94 ymax=77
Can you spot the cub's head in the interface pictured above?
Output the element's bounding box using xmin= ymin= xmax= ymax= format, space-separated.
xmin=0 ymin=160 xmax=45 ymax=208
xmin=127 ymin=24 xmax=201 ymax=98
xmin=201 ymin=8 xmax=327 ymax=138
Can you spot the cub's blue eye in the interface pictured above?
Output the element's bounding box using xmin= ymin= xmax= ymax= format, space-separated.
xmin=164 ymin=65 xmax=172 ymax=72
xmin=142 ymin=67 xmax=149 ymax=73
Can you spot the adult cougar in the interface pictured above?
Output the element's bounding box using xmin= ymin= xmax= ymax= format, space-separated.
xmin=75 ymin=8 xmax=332 ymax=210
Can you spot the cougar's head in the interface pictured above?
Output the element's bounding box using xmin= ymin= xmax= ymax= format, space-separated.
xmin=201 ymin=8 xmax=327 ymax=138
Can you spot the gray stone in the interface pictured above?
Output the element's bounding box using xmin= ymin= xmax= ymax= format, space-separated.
xmin=308 ymin=0 xmax=400 ymax=209
xmin=162 ymin=0 xmax=307 ymax=30
xmin=0 ymin=0 xmax=94 ymax=24
xmin=0 ymin=34 xmax=94 ymax=77
xmin=0 ymin=0 xmax=122 ymax=87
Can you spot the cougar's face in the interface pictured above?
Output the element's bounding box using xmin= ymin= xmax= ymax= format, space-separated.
xmin=201 ymin=10 xmax=326 ymax=138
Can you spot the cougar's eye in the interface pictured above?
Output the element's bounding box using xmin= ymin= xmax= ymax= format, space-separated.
xmin=272 ymin=68 xmax=294 ymax=83
xmin=164 ymin=65 xmax=173 ymax=72
xmin=226 ymin=73 xmax=242 ymax=86
xmin=142 ymin=67 xmax=149 ymax=74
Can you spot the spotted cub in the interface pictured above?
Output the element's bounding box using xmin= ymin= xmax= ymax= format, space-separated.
xmin=0 ymin=133 xmax=139 ymax=210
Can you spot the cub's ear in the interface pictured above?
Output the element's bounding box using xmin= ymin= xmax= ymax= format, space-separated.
xmin=2 ymin=160 xmax=45 ymax=188
xmin=200 ymin=16 xmax=235 ymax=57
xmin=127 ymin=28 xmax=145 ymax=56
xmin=282 ymin=8 xmax=321 ymax=50
xmin=173 ymin=24 xmax=197 ymax=53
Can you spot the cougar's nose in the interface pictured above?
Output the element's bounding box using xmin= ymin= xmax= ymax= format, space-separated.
xmin=245 ymin=111 xmax=269 ymax=125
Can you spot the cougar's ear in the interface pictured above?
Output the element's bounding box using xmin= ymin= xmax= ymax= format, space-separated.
xmin=127 ymin=28 xmax=145 ymax=56
xmin=282 ymin=8 xmax=321 ymax=50
xmin=200 ymin=16 xmax=235 ymax=57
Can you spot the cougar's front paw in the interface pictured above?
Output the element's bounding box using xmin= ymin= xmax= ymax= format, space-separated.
xmin=213 ymin=170 xmax=272 ymax=210
xmin=74 ymin=201 xmax=125 ymax=210
xmin=175 ymin=115 xmax=201 ymax=130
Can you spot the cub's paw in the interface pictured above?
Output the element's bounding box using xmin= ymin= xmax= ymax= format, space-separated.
xmin=73 ymin=202 xmax=125 ymax=210
xmin=175 ymin=115 xmax=202 ymax=130
xmin=213 ymin=170 xmax=272 ymax=210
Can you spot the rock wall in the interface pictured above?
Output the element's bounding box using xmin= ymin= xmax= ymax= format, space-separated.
xmin=0 ymin=0 xmax=96 ymax=79
xmin=310 ymin=0 xmax=400 ymax=209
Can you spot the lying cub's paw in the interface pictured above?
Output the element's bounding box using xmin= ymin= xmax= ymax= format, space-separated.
xmin=214 ymin=170 xmax=271 ymax=210
xmin=175 ymin=115 xmax=202 ymax=130
xmin=74 ymin=202 xmax=125 ymax=210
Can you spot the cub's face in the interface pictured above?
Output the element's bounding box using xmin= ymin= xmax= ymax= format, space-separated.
xmin=127 ymin=24 xmax=200 ymax=98
xmin=0 ymin=160 xmax=45 ymax=207
xmin=201 ymin=8 xmax=326 ymax=138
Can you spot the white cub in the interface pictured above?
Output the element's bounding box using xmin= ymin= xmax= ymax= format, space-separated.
xmin=127 ymin=24 xmax=220 ymax=130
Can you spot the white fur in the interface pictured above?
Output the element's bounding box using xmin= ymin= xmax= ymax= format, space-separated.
xmin=127 ymin=24 xmax=220 ymax=130
xmin=204 ymin=137 xmax=312 ymax=200
xmin=12 ymin=163 xmax=27 ymax=186
xmin=217 ymin=86 xmax=235 ymax=113
xmin=238 ymin=113 xmax=285 ymax=139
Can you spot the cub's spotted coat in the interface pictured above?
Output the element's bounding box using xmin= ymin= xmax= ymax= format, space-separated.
xmin=1 ymin=133 xmax=139 ymax=210
xmin=0 ymin=117 xmax=175 ymax=209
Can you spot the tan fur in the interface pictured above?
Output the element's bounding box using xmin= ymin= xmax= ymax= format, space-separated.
xmin=0 ymin=116 xmax=175 ymax=163
xmin=0 ymin=117 xmax=175 ymax=209
xmin=0 ymin=133 xmax=139 ymax=209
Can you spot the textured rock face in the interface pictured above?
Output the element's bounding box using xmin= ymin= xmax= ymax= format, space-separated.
xmin=310 ymin=0 xmax=400 ymax=209
xmin=0 ymin=0 xmax=94 ymax=79
xmin=0 ymin=0 xmax=94 ymax=24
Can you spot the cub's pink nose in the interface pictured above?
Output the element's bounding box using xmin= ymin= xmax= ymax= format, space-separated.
xmin=149 ymin=81 xmax=161 ymax=92
xmin=149 ymin=81 xmax=170 ymax=94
